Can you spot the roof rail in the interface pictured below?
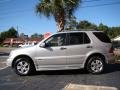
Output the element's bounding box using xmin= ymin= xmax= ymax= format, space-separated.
xmin=63 ymin=29 xmax=96 ymax=32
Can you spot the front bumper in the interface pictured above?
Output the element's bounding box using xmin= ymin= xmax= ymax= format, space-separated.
xmin=7 ymin=58 xmax=13 ymax=67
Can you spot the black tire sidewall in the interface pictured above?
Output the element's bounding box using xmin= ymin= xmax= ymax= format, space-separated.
xmin=87 ymin=56 xmax=105 ymax=74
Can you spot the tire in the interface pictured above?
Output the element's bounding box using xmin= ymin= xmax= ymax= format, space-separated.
xmin=13 ymin=57 xmax=35 ymax=76
xmin=86 ymin=55 xmax=105 ymax=74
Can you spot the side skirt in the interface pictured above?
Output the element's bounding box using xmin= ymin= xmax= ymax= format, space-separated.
xmin=35 ymin=64 xmax=84 ymax=71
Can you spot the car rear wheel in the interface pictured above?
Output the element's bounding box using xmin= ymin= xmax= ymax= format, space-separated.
xmin=86 ymin=56 xmax=105 ymax=74
xmin=13 ymin=57 xmax=34 ymax=76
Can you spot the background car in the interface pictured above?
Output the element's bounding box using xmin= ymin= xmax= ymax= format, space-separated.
xmin=19 ymin=42 xmax=35 ymax=48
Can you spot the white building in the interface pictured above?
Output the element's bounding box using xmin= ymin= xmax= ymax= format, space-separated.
xmin=112 ymin=35 xmax=120 ymax=48
xmin=113 ymin=35 xmax=120 ymax=41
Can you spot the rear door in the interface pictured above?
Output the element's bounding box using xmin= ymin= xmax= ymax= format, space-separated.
xmin=66 ymin=32 xmax=92 ymax=65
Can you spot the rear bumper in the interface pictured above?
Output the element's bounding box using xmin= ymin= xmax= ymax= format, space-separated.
xmin=105 ymin=53 xmax=115 ymax=64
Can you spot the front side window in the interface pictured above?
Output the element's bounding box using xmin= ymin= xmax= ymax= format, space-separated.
xmin=45 ymin=34 xmax=66 ymax=47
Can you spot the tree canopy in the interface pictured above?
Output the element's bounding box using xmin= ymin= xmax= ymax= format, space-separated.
xmin=36 ymin=0 xmax=81 ymax=32
xmin=65 ymin=19 xmax=120 ymax=39
xmin=65 ymin=16 xmax=78 ymax=30
xmin=77 ymin=20 xmax=97 ymax=30
xmin=31 ymin=33 xmax=43 ymax=38
xmin=0 ymin=27 xmax=18 ymax=43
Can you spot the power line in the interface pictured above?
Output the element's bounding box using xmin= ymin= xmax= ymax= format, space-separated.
xmin=0 ymin=0 xmax=10 ymax=2
xmin=0 ymin=1 xmax=120 ymax=18
xmin=0 ymin=0 xmax=13 ymax=4
xmin=0 ymin=0 xmax=100 ymax=3
xmin=82 ymin=0 xmax=101 ymax=3
xmin=0 ymin=0 xmax=36 ymax=4
xmin=0 ymin=9 xmax=32 ymax=19
xmin=81 ymin=1 xmax=120 ymax=8
xmin=0 ymin=0 xmax=100 ymax=5
xmin=0 ymin=8 xmax=33 ymax=16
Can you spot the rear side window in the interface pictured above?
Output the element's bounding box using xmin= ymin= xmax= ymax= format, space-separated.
xmin=69 ymin=32 xmax=90 ymax=45
xmin=93 ymin=32 xmax=111 ymax=43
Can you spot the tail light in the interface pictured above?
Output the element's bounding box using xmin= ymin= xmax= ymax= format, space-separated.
xmin=109 ymin=47 xmax=114 ymax=53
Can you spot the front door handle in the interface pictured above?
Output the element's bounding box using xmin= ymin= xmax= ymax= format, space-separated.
xmin=60 ymin=47 xmax=67 ymax=50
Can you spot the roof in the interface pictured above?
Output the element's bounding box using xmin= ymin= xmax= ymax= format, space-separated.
xmin=58 ymin=30 xmax=103 ymax=34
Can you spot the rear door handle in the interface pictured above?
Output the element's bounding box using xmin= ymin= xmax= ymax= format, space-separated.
xmin=60 ymin=47 xmax=67 ymax=50
xmin=86 ymin=46 xmax=93 ymax=48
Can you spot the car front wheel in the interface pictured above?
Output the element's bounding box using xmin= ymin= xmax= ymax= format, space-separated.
xmin=13 ymin=57 xmax=34 ymax=76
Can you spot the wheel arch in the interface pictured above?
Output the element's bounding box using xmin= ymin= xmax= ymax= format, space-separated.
xmin=12 ymin=55 xmax=35 ymax=69
xmin=84 ymin=53 xmax=106 ymax=68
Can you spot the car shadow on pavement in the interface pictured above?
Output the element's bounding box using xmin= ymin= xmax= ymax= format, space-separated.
xmin=33 ymin=64 xmax=120 ymax=76
xmin=34 ymin=69 xmax=88 ymax=76
xmin=104 ymin=64 xmax=120 ymax=74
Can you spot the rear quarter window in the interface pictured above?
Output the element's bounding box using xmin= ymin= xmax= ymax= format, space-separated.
xmin=93 ymin=32 xmax=111 ymax=43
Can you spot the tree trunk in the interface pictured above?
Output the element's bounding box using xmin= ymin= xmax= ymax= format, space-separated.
xmin=56 ymin=20 xmax=64 ymax=32
xmin=55 ymin=11 xmax=65 ymax=32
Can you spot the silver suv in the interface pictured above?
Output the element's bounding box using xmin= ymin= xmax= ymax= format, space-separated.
xmin=7 ymin=31 xmax=114 ymax=76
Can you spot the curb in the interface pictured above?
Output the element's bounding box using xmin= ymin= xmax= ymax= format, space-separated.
xmin=63 ymin=84 xmax=118 ymax=90
xmin=0 ymin=66 xmax=8 ymax=70
xmin=0 ymin=62 xmax=8 ymax=70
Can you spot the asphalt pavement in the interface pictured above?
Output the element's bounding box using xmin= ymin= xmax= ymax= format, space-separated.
xmin=0 ymin=48 xmax=120 ymax=90
xmin=0 ymin=62 xmax=120 ymax=90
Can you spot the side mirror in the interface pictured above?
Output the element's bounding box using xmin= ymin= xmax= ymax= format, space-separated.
xmin=40 ymin=43 xmax=46 ymax=48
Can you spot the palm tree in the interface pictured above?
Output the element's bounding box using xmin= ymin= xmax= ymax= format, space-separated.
xmin=36 ymin=0 xmax=81 ymax=32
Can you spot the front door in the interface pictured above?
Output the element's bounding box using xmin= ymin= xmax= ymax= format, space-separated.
xmin=36 ymin=33 xmax=67 ymax=67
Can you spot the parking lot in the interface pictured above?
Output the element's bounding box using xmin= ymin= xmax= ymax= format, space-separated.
xmin=0 ymin=48 xmax=120 ymax=90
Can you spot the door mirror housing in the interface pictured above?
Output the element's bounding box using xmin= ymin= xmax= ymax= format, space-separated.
xmin=40 ymin=43 xmax=46 ymax=48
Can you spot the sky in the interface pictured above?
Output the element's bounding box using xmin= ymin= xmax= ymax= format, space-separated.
xmin=0 ymin=0 xmax=120 ymax=36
